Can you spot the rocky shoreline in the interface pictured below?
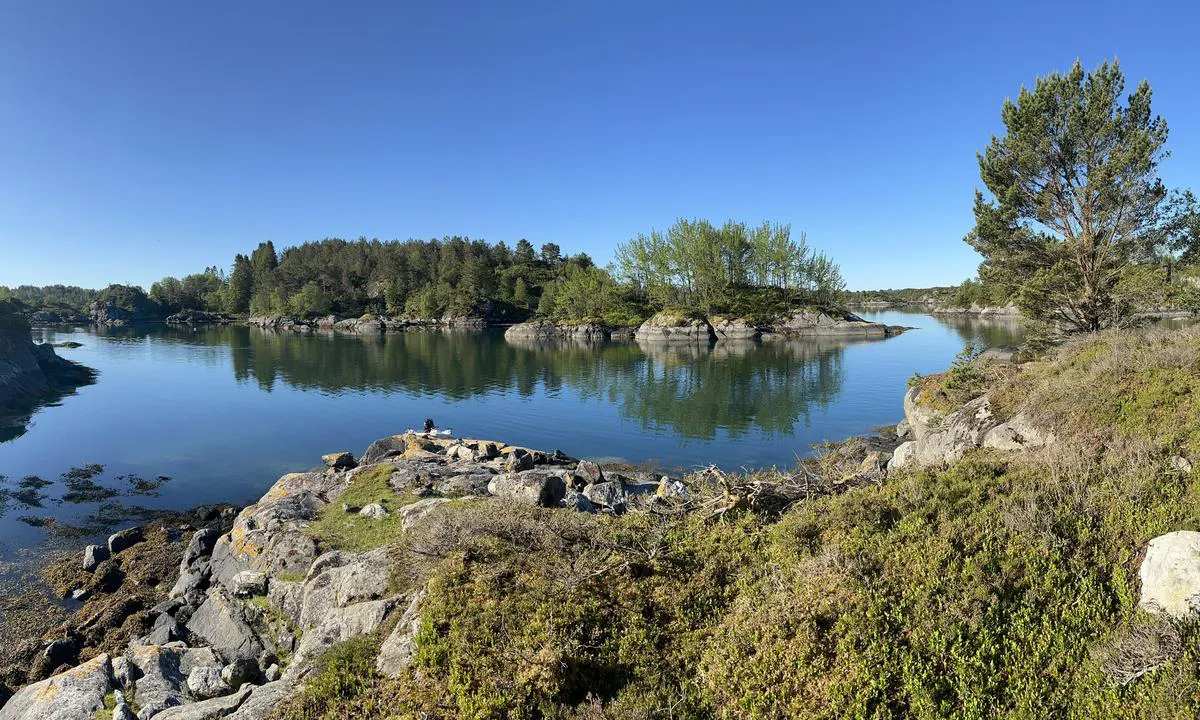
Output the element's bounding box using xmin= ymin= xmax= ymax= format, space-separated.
xmin=0 ymin=311 xmax=96 ymax=441
xmin=0 ymin=433 xmax=706 ymax=719
xmin=506 ymin=307 xmax=909 ymax=344
xmin=247 ymin=314 xmax=486 ymax=334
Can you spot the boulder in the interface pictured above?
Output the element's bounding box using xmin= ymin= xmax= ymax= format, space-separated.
xmin=634 ymin=311 xmax=715 ymax=343
xmin=108 ymin=527 xmax=145 ymax=555
xmin=1139 ymin=531 xmax=1200 ymax=618
xmin=220 ymin=657 xmax=260 ymax=690
xmin=582 ymin=480 xmax=628 ymax=511
xmin=322 ymin=452 xmax=356 ymax=469
xmin=397 ymin=498 xmax=451 ymax=531
xmin=488 ymin=471 xmax=567 ymax=507
xmin=981 ymin=413 xmax=1054 ymax=451
xmin=186 ymin=665 xmax=229 ymax=699
xmin=504 ymin=450 xmax=535 ymax=472
xmin=123 ymin=644 xmax=221 ymax=719
xmin=887 ymin=441 xmax=918 ymax=472
xmin=0 ymin=654 xmax=113 ymax=720
xmin=358 ymin=503 xmax=389 ymax=519
xmin=151 ymin=684 xmax=253 ymax=720
xmin=185 ymin=588 xmax=274 ymax=665
xmin=225 ymin=680 xmax=292 ymax=720
xmin=83 ymin=544 xmax=109 ymax=572
xmin=575 ymin=460 xmax=604 ymax=485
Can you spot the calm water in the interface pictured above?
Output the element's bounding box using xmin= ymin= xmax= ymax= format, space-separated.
xmin=0 ymin=311 xmax=1022 ymax=555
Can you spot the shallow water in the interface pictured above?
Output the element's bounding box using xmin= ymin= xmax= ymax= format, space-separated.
xmin=0 ymin=311 xmax=1022 ymax=555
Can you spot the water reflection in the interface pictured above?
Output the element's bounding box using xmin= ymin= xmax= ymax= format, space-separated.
xmin=215 ymin=329 xmax=863 ymax=440
xmin=929 ymin=314 xmax=1025 ymax=348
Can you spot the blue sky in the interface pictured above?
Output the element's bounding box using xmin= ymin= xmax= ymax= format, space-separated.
xmin=1 ymin=1 xmax=1198 ymax=291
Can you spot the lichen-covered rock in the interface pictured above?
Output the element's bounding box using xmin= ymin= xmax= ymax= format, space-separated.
xmin=709 ymin=316 xmax=760 ymax=340
xmin=185 ymin=588 xmax=274 ymax=665
xmin=186 ymin=665 xmax=229 ymax=699
xmin=504 ymin=321 xmax=610 ymax=342
xmin=231 ymin=571 xmax=267 ymax=598
xmin=488 ymin=471 xmax=567 ymax=507
xmin=0 ymin=653 xmax=112 ymax=720
xmin=634 ymin=311 xmax=715 ymax=343
xmin=376 ymin=591 xmax=425 ymax=677
xmin=288 ymin=598 xmax=398 ymax=677
xmin=298 ymin=549 xmax=393 ymax=630
xmin=1139 ymin=531 xmax=1200 ymax=618
xmin=582 ymin=480 xmax=628 ymax=511
xmin=981 ymin=413 xmax=1054 ymax=451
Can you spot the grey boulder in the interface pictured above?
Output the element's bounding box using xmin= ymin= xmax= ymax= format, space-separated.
xmin=0 ymin=653 xmax=112 ymax=720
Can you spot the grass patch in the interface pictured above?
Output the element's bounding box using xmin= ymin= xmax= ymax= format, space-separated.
xmin=304 ymin=464 xmax=417 ymax=552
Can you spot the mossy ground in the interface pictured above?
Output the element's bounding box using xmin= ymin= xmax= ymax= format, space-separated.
xmin=275 ymin=327 xmax=1200 ymax=719
xmin=304 ymin=464 xmax=419 ymax=552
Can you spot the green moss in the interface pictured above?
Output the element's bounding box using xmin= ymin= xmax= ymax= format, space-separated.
xmin=272 ymin=636 xmax=385 ymax=719
xmin=304 ymin=464 xmax=417 ymax=552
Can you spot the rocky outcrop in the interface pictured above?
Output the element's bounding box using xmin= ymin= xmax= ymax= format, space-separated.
xmin=165 ymin=310 xmax=234 ymax=325
xmin=709 ymin=316 xmax=760 ymax=340
xmin=0 ymin=654 xmax=113 ymax=720
xmin=247 ymin=314 xmax=487 ymax=334
xmin=0 ymin=310 xmax=95 ymax=432
xmin=931 ymin=303 xmax=1022 ymax=317
xmin=633 ymin=312 xmax=716 ymax=343
xmin=888 ymin=382 xmax=1054 ymax=473
xmin=27 ymin=309 xmax=89 ymax=325
xmin=0 ymin=431 xmax=689 ymax=718
xmin=504 ymin=320 xmax=610 ymax=342
xmin=762 ymin=308 xmax=906 ymax=338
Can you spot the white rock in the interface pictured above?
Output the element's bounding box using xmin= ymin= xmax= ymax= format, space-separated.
xmin=358 ymin=503 xmax=389 ymax=518
xmin=1139 ymin=531 xmax=1200 ymax=618
xmin=186 ymin=665 xmax=230 ymax=699
xmin=887 ymin=441 xmax=918 ymax=472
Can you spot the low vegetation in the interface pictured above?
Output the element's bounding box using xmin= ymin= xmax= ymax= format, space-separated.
xmin=270 ymin=325 xmax=1200 ymax=719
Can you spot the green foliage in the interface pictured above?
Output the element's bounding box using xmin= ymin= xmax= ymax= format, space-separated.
xmin=272 ymin=635 xmax=385 ymax=719
xmin=149 ymin=268 xmax=226 ymax=314
xmin=0 ymin=284 xmax=98 ymax=313
xmin=95 ymin=284 xmax=161 ymax=317
xmin=966 ymin=58 xmax=1195 ymax=332
xmin=615 ymin=218 xmax=845 ymax=314
xmin=537 ymin=263 xmax=649 ymax=327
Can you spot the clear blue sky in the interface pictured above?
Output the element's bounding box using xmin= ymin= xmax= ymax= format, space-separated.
xmin=2 ymin=1 xmax=1198 ymax=291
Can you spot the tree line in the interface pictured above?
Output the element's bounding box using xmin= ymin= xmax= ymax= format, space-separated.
xmin=6 ymin=222 xmax=849 ymax=326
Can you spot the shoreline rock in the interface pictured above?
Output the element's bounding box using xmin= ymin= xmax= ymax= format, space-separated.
xmin=247 ymin=314 xmax=489 ymax=334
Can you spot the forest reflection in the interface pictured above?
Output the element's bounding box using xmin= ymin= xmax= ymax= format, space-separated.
xmin=99 ymin=326 xmax=873 ymax=440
